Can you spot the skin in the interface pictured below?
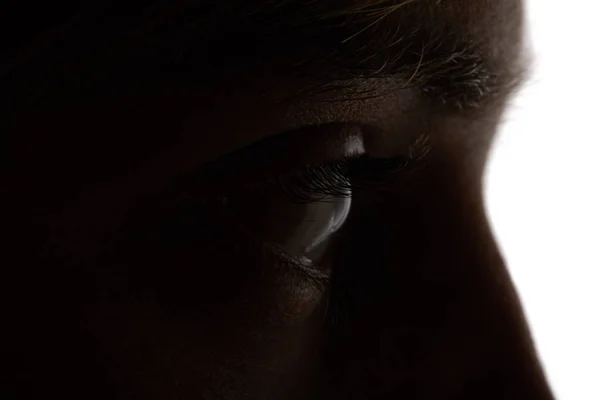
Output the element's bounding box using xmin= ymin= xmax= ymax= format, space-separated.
xmin=4 ymin=0 xmax=556 ymax=398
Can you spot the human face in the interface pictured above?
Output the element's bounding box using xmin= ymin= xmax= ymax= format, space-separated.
xmin=5 ymin=0 xmax=555 ymax=399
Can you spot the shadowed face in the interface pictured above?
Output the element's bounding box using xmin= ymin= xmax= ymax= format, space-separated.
xmin=5 ymin=0 xmax=555 ymax=399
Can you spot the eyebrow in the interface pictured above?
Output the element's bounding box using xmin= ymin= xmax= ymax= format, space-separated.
xmin=124 ymin=0 xmax=525 ymax=111
xmin=4 ymin=1 xmax=524 ymax=111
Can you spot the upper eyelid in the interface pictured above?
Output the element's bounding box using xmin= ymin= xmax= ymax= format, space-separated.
xmin=170 ymin=153 xmax=418 ymax=212
xmin=182 ymin=123 xmax=369 ymax=188
xmin=171 ymin=123 xmax=429 ymax=201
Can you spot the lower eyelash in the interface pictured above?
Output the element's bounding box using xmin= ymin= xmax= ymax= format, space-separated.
xmin=212 ymin=203 xmax=332 ymax=291
xmin=269 ymin=244 xmax=332 ymax=292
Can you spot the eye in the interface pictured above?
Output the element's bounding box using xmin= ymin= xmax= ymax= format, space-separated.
xmin=126 ymin=125 xmax=425 ymax=281
xmin=219 ymin=154 xmax=412 ymax=271
xmin=225 ymin=179 xmax=352 ymax=265
xmin=298 ymin=194 xmax=351 ymax=261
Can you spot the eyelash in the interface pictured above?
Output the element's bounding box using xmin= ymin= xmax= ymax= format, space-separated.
xmin=245 ymin=154 xmax=414 ymax=204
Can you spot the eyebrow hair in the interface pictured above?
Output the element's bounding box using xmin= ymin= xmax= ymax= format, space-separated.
xmin=245 ymin=10 xmax=522 ymax=110
xmin=3 ymin=0 xmax=525 ymax=111
xmin=132 ymin=0 xmax=522 ymax=109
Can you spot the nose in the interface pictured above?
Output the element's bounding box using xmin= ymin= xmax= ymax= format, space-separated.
xmin=317 ymin=148 xmax=556 ymax=399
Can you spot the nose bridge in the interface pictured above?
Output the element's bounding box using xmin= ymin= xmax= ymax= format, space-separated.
xmin=322 ymin=155 xmax=555 ymax=399
xmin=416 ymin=166 xmax=555 ymax=399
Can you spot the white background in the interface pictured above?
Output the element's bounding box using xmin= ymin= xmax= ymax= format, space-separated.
xmin=485 ymin=0 xmax=600 ymax=399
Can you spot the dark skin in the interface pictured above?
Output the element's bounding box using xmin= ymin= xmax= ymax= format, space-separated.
xmin=4 ymin=0 xmax=555 ymax=398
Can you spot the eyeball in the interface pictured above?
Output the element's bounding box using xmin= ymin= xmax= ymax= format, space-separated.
xmin=280 ymin=192 xmax=351 ymax=261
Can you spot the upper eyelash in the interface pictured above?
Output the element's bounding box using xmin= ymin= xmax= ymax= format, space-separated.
xmin=269 ymin=162 xmax=351 ymax=203
xmin=251 ymin=154 xmax=416 ymax=204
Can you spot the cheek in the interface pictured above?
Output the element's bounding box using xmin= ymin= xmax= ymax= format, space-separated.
xmin=112 ymin=186 xmax=329 ymax=315
xmin=83 ymin=220 xmax=325 ymax=397
xmin=117 ymin=210 xmax=325 ymax=314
